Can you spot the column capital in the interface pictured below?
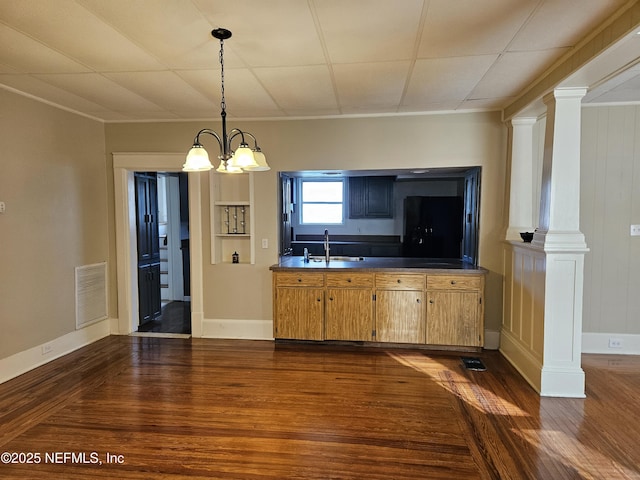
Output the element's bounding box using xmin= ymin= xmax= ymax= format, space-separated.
xmin=510 ymin=117 xmax=537 ymax=127
xmin=543 ymin=87 xmax=588 ymax=104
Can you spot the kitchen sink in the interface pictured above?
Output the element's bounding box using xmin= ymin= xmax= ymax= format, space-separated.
xmin=309 ymin=255 xmax=365 ymax=262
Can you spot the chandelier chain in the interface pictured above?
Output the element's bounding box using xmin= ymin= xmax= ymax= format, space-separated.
xmin=183 ymin=28 xmax=269 ymax=172
xmin=219 ymin=38 xmax=226 ymax=112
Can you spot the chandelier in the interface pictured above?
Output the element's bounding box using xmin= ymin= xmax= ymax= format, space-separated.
xmin=183 ymin=28 xmax=269 ymax=173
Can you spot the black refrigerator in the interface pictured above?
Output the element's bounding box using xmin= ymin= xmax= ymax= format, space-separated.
xmin=403 ymin=196 xmax=463 ymax=258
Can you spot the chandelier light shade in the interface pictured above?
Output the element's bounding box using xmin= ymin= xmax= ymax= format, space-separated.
xmin=184 ymin=145 xmax=213 ymax=172
xmin=183 ymin=28 xmax=270 ymax=173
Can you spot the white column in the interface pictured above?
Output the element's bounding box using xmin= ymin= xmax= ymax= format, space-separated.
xmin=506 ymin=117 xmax=537 ymax=241
xmin=533 ymin=89 xmax=588 ymax=250
xmin=535 ymin=88 xmax=589 ymax=397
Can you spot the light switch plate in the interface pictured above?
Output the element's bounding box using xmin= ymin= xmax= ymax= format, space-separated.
xmin=261 ymin=238 xmax=268 ymax=249
xmin=631 ymin=225 xmax=640 ymax=236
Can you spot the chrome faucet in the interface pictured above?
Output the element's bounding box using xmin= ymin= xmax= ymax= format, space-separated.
xmin=324 ymin=229 xmax=330 ymax=262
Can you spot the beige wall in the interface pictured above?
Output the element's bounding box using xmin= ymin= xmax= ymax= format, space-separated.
xmin=0 ymin=89 xmax=108 ymax=359
xmin=582 ymin=105 xmax=640 ymax=335
xmin=105 ymin=112 xmax=507 ymax=333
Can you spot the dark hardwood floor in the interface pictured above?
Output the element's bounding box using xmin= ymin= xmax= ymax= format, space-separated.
xmin=0 ymin=336 xmax=639 ymax=479
xmin=138 ymin=300 xmax=191 ymax=334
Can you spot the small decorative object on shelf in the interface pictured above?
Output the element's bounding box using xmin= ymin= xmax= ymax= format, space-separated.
xmin=223 ymin=205 xmax=246 ymax=234
xmin=520 ymin=232 xmax=534 ymax=243
xmin=232 ymin=251 xmax=239 ymax=263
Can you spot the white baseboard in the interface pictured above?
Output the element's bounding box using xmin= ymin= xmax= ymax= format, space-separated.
xmin=202 ymin=318 xmax=273 ymax=340
xmin=0 ymin=318 xmax=111 ymax=384
xmin=582 ymin=332 xmax=640 ymax=355
xmin=499 ymin=329 xmax=543 ymax=393
xmin=484 ymin=330 xmax=500 ymax=350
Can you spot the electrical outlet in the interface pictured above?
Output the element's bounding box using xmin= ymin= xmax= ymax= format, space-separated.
xmin=608 ymin=338 xmax=622 ymax=349
xmin=631 ymin=225 xmax=640 ymax=236
xmin=0 ymin=201 xmax=5 ymax=213
xmin=41 ymin=343 xmax=53 ymax=355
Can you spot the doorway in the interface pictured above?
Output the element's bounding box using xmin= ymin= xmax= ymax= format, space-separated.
xmin=113 ymin=153 xmax=205 ymax=338
xmin=134 ymin=172 xmax=191 ymax=334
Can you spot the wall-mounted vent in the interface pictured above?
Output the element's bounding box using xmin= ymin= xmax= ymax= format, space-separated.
xmin=75 ymin=262 xmax=108 ymax=330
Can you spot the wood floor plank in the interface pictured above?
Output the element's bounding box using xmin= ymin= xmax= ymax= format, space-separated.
xmin=0 ymin=337 xmax=639 ymax=479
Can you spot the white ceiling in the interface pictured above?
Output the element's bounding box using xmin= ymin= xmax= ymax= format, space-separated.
xmin=0 ymin=0 xmax=636 ymax=122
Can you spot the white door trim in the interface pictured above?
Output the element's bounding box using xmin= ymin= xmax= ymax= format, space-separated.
xmin=112 ymin=153 xmax=204 ymax=336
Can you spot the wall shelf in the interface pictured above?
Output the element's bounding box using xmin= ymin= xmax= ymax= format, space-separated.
xmin=210 ymin=173 xmax=255 ymax=265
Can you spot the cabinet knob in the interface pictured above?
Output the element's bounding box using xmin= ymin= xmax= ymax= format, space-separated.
xmin=397 ymin=279 xmax=402 ymax=284
xmin=347 ymin=278 xmax=352 ymax=283
xmin=450 ymin=280 xmax=457 ymax=285
xmin=317 ymin=298 xmax=321 ymax=302
xmin=297 ymin=278 xmax=302 ymax=282
xmin=329 ymin=297 xmax=333 ymax=301
xmin=416 ymin=298 xmax=421 ymax=304
xmin=429 ymin=299 xmax=434 ymax=304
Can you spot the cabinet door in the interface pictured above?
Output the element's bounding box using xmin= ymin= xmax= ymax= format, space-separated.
xmin=135 ymin=175 xmax=151 ymax=261
xmin=326 ymin=288 xmax=373 ymax=341
xmin=275 ymin=287 xmax=324 ymax=340
xmin=426 ymin=291 xmax=480 ymax=346
xmin=365 ymin=176 xmax=393 ymax=217
xmin=135 ymin=174 xmax=160 ymax=262
xmin=348 ymin=177 xmax=393 ymax=218
xmin=375 ymin=290 xmax=425 ymax=343
xmin=147 ymin=177 xmax=159 ymax=260
xmin=137 ymin=264 xmax=151 ymax=324
xmin=137 ymin=263 xmax=161 ymax=324
xmin=148 ymin=263 xmax=162 ymax=320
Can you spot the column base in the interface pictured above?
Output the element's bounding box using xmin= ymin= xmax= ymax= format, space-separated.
xmin=540 ymin=365 xmax=586 ymax=398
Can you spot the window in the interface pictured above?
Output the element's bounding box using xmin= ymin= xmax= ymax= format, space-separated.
xmin=300 ymin=179 xmax=344 ymax=224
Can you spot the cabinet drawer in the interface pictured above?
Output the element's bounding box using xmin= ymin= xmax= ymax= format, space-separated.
xmin=326 ymin=272 xmax=373 ymax=288
xmin=275 ymin=272 xmax=325 ymax=287
xmin=375 ymin=273 xmax=425 ymax=290
xmin=427 ymin=275 xmax=481 ymax=291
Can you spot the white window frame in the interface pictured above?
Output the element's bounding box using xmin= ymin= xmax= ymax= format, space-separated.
xmin=299 ymin=178 xmax=345 ymax=225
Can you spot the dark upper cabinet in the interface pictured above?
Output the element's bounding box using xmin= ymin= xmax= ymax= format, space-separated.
xmin=135 ymin=173 xmax=160 ymax=262
xmin=349 ymin=176 xmax=394 ymax=219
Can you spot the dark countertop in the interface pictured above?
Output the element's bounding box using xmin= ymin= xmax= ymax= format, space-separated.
xmin=270 ymin=256 xmax=487 ymax=274
xmin=291 ymin=240 xmax=399 ymax=245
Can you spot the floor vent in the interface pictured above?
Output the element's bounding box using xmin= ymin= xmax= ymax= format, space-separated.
xmin=75 ymin=262 xmax=108 ymax=330
xmin=461 ymin=357 xmax=487 ymax=371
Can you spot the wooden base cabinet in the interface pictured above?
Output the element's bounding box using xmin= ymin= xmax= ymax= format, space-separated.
xmin=275 ymin=287 xmax=324 ymax=340
xmin=426 ymin=275 xmax=484 ymax=347
xmin=326 ymin=289 xmax=373 ymax=340
xmin=374 ymin=274 xmax=426 ymax=344
xmin=272 ymin=270 xmax=484 ymax=348
xmin=273 ymin=272 xmax=324 ymax=340
xmin=325 ymin=273 xmax=374 ymax=341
